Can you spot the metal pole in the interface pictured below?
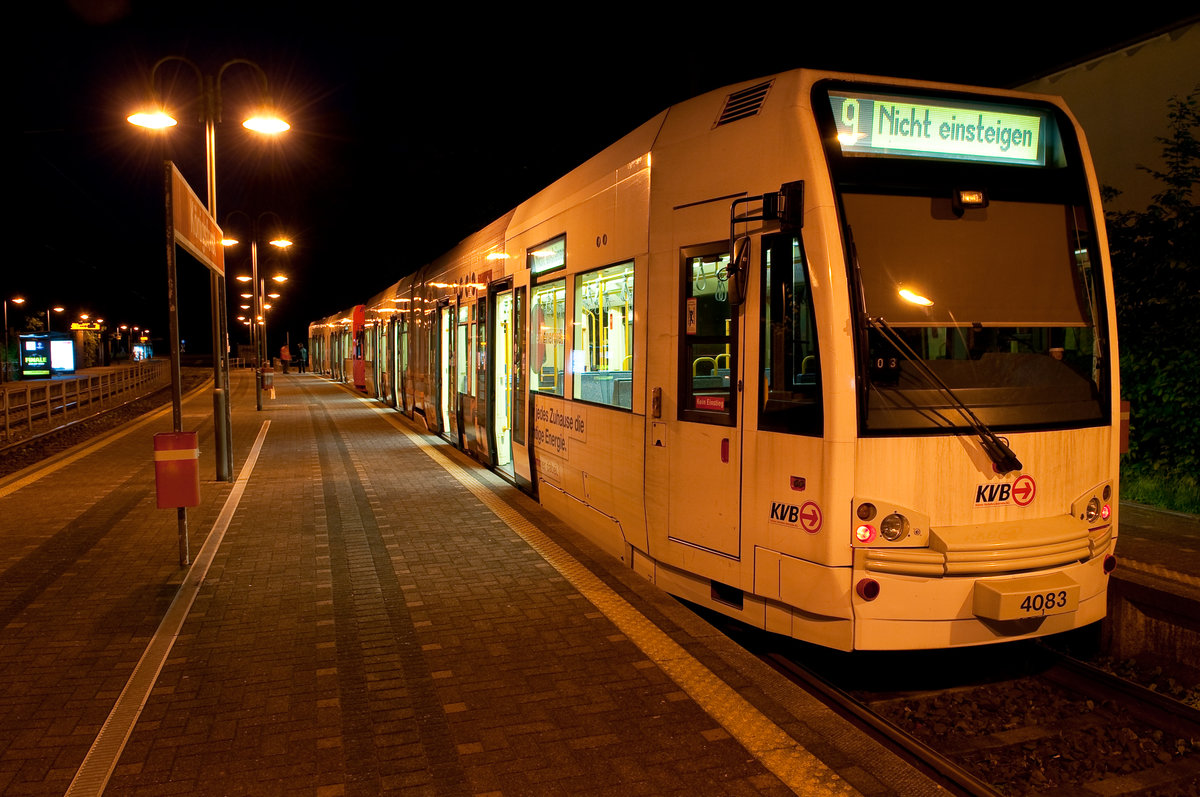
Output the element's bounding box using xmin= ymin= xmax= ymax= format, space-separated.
xmin=252 ymin=238 xmax=263 ymax=411
xmin=260 ymin=277 xmax=268 ymax=374
xmin=165 ymin=161 xmax=189 ymax=567
xmin=3 ymin=301 xmax=8 ymax=383
xmin=203 ymin=75 xmax=232 ymax=483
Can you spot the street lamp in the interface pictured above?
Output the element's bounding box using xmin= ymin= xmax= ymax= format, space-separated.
xmin=223 ymin=210 xmax=291 ymax=411
xmin=128 ymin=56 xmax=290 ymax=484
xmin=3 ymin=296 xmax=26 ymax=382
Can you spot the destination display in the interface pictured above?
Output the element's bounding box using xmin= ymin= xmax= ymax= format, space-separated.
xmin=828 ymin=91 xmax=1048 ymax=166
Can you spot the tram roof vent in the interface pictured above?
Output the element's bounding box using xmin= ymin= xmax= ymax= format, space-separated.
xmin=715 ymin=80 xmax=773 ymax=127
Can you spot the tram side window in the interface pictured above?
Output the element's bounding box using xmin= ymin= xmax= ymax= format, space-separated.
xmin=680 ymin=246 xmax=735 ymax=425
xmin=456 ymin=304 xmax=472 ymax=395
xmin=760 ymin=233 xmax=823 ymax=436
xmin=573 ymin=262 xmax=634 ymax=409
xmin=531 ymin=279 xmax=566 ymax=396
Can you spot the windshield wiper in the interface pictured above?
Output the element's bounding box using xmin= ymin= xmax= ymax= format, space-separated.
xmin=868 ymin=316 xmax=1023 ymax=475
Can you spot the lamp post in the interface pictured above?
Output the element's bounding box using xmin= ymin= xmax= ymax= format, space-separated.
xmin=129 ymin=56 xmax=289 ymax=484
xmin=223 ymin=211 xmax=291 ymax=411
xmin=46 ymin=306 xmax=64 ymax=333
xmin=3 ymin=296 xmax=25 ymax=382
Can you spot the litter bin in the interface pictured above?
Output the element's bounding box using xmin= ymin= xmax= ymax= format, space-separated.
xmin=153 ymin=431 xmax=200 ymax=508
xmin=261 ymin=365 xmax=275 ymax=399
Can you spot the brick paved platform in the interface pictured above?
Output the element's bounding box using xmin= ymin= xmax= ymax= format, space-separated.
xmin=0 ymin=368 xmax=942 ymax=796
xmin=3 ymin=367 xmax=1194 ymax=796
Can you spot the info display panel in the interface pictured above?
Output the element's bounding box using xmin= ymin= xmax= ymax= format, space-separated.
xmin=827 ymin=90 xmax=1049 ymax=166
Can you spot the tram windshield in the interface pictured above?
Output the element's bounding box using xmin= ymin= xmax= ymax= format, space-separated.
xmin=816 ymin=83 xmax=1112 ymax=435
xmin=846 ymin=192 xmax=1107 ymax=433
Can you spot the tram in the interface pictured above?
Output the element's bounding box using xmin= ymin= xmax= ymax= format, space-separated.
xmin=309 ymin=69 xmax=1120 ymax=651
xmin=310 ymin=304 xmax=365 ymax=390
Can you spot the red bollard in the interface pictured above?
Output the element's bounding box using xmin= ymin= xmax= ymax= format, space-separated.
xmin=154 ymin=431 xmax=200 ymax=509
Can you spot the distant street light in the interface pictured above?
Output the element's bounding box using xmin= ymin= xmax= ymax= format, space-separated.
xmin=223 ymin=210 xmax=292 ymax=411
xmin=3 ymin=296 xmax=26 ymax=382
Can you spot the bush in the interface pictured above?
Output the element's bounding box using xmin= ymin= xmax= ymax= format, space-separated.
xmin=1106 ymin=87 xmax=1199 ymax=504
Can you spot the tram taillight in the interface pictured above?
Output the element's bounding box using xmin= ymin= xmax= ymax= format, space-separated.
xmin=856 ymin=579 xmax=880 ymax=601
xmin=855 ymin=524 xmax=876 ymax=543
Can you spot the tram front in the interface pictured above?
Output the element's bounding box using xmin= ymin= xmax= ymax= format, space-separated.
xmin=818 ymin=83 xmax=1120 ymax=649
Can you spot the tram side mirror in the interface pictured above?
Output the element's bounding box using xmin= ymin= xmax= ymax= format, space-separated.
xmin=779 ymin=180 xmax=804 ymax=231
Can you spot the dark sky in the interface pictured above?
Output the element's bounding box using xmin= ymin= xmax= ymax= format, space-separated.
xmin=16 ymin=2 xmax=1196 ymax=352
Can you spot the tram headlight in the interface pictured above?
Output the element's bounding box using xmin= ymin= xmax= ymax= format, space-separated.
xmin=879 ymin=513 xmax=910 ymax=542
xmin=1085 ymin=497 xmax=1101 ymax=523
xmin=856 ymin=503 xmax=876 ymax=521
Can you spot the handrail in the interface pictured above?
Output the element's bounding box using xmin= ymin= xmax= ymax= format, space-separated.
xmin=0 ymin=360 xmax=170 ymax=442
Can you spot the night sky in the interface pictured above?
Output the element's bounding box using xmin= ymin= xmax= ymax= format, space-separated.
xmin=16 ymin=2 xmax=1196 ymax=353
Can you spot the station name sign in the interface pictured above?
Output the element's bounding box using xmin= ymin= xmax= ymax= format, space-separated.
xmin=169 ymin=163 xmax=225 ymax=275
xmin=828 ymin=91 xmax=1048 ymax=166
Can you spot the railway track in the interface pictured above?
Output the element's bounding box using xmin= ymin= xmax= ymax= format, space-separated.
xmin=760 ymin=639 xmax=1200 ymax=796
xmin=0 ymin=370 xmax=211 ymax=479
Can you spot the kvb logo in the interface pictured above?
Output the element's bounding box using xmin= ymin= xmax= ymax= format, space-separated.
xmin=768 ymin=500 xmax=823 ymax=533
xmin=975 ymin=474 xmax=1036 ymax=507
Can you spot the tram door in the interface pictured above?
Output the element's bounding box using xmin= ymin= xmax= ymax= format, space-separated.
xmin=398 ymin=309 xmax=410 ymax=416
xmin=492 ymin=288 xmax=515 ymax=474
xmin=663 ymin=236 xmax=745 ymax=561
xmin=439 ymin=304 xmax=454 ymax=440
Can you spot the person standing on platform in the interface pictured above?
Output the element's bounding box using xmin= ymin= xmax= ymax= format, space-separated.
xmin=280 ymin=343 xmax=291 ymax=374
xmin=298 ymin=343 xmax=308 ymax=374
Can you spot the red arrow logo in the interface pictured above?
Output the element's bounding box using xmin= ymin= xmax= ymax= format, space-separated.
xmin=1012 ymin=475 xmax=1036 ymax=506
xmin=800 ymin=501 xmax=822 ymax=533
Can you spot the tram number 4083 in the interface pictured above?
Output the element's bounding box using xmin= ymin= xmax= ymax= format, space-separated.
xmin=1020 ymin=590 xmax=1070 ymax=614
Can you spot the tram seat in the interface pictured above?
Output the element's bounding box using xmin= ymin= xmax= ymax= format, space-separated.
xmin=612 ymin=375 xmax=632 ymax=408
xmin=579 ymin=372 xmax=614 ymax=403
xmin=579 ymin=370 xmax=632 ymax=407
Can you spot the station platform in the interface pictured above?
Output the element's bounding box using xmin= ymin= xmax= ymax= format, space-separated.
xmin=0 ymin=368 xmax=940 ymax=796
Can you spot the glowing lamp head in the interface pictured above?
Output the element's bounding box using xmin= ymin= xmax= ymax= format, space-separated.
xmin=242 ymin=113 xmax=290 ymax=134
xmin=855 ymin=524 xmax=877 ymax=544
xmin=128 ymin=110 xmax=178 ymax=129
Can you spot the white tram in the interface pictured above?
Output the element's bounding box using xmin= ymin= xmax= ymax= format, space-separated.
xmin=309 ymin=69 xmax=1120 ymax=651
